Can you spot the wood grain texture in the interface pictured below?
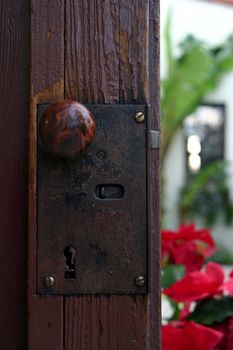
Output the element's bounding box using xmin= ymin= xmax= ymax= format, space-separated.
xmin=0 ymin=1 xmax=29 ymax=349
xmin=28 ymin=296 xmax=64 ymax=350
xmin=30 ymin=0 xmax=65 ymax=96
xmin=119 ymin=0 xmax=149 ymax=103
xmin=64 ymin=1 xmax=160 ymax=349
xmin=65 ymin=0 xmax=119 ymax=103
xmin=65 ymin=296 xmax=147 ymax=350
xmin=28 ymin=1 xmax=65 ymax=348
xmin=147 ymin=0 xmax=161 ymax=349
xmin=29 ymin=0 xmax=65 ymax=294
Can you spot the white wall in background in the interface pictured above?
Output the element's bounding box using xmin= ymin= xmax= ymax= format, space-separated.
xmin=161 ymin=0 xmax=233 ymax=246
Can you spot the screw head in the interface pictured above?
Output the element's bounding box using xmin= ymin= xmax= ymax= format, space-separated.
xmin=134 ymin=112 xmax=145 ymax=123
xmin=135 ymin=275 xmax=145 ymax=287
xmin=96 ymin=149 xmax=106 ymax=160
xmin=43 ymin=275 xmax=55 ymax=288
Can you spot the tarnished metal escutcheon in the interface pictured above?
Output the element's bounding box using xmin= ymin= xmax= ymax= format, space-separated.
xmin=37 ymin=104 xmax=148 ymax=295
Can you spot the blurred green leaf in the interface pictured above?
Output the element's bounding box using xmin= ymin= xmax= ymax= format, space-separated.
xmin=189 ymin=297 xmax=233 ymax=325
xmin=179 ymin=161 xmax=233 ymax=225
xmin=162 ymin=264 xmax=185 ymax=289
xmin=164 ymin=8 xmax=174 ymax=77
xmin=207 ymin=243 xmax=233 ymax=265
xmin=161 ymin=19 xmax=233 ymax=162
xmin=180 ymin=161 xmax=225 ymax=208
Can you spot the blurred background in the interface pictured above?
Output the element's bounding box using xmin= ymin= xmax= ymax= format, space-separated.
xmin=161 ymin=0 xmax=233 ymax=263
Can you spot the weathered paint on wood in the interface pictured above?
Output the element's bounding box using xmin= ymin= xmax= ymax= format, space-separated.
xmin=119 ymin=0 xmax=149 ymax=103
xmin=65 ymin=0 xmax=120 ymax=103
xmin=0 ymin=1 xmax=29 ymax=348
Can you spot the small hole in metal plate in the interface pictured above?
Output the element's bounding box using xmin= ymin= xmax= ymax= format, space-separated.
xmin=64 ymin=246 xmax=76 ymax=279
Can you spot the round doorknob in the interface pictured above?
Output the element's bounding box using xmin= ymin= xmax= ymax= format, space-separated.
xmin=39 ymin=100 xmax=96 ymax=159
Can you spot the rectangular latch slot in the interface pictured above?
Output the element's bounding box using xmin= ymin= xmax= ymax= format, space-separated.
xmin=95 ymin=184 xmax=124 ymax=199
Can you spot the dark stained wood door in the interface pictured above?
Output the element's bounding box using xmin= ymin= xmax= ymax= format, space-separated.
xmin=0 ymin=1 xmax=160 ymax=349
xmin=0 ymin=1 xmax=29 ymax=349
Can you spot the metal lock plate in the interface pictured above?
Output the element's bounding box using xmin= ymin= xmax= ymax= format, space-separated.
xmin=37 ymin=104 xmax=148 ymax=295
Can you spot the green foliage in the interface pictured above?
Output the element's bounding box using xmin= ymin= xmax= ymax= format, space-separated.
xmin=162 ymin=264 xmax=185 ymax=289
xmin=161 ymin=13 xmax=233 ymax=230
xmin=161 ymin=17 xmax=233 ymax=163
xmin=188 ymin=297 xmax=233 ymax=325
xmin=207 ymin=244 xmax=233 ymax=265
xmin=179 ymin=161 xmax=233 ymax=225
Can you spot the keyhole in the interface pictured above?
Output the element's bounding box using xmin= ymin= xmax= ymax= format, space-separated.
xmin=64 ymin=246 xmax=76 ymax=279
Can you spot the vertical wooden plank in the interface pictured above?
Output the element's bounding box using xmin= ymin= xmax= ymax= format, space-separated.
xmin=65 ymin=0 xmax=119 ymax=103
xmin=28 ymin=1 xmax=65 ymax=348
xmin=0 ymin=1 xmax=29 ymax=349
xmin=147 ymin=0 xmax=161 ymax=349
xmin=64 ymin=0 xmax=160 ymax=349
xmin=65 ymin=295 xmax=148 ymax=350
xmin=119 ymin=0 xmax=149 ymax=104
xmin=28 ymin=296 xmax=64 ymax=350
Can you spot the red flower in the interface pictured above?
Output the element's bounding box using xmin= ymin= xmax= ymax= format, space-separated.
xmin=219 ymin=278 xmax=233 ymax=296
xmin=164 ymin=262 xmax=224 ymax=302
xmin=162 ymin=224 xmax=215 ymax=273
xmin=212 ymin=317 xmax=233 ymax=350
xmin=226 ymin=318 xmax=233 ymax=350
xmin=178 ymin=302 xmax=192 ymax=320
xmin=162 ymin=321 xmax=223 ymax=350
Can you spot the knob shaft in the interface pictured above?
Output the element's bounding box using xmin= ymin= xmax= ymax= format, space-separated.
xmin=39 ymin=100 xmax=96 ymax=159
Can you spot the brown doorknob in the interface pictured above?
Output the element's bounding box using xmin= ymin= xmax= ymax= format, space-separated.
xmin=39 ymin=100 xmax=96 ymax=159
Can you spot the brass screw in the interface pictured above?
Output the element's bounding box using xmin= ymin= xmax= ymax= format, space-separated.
xmin=134 ymin=112 xmax=145 ymax=123
xmin=43 ymin=275 xmax=55 ymax=288
xmin=135 ymin=275 xmax=145 ymax=287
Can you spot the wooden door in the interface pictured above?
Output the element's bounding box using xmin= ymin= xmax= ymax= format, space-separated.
xmin=0 ymin=1 xmax=28 ymax=349
xmin=0 ymin=1 xmax=160 ymax=349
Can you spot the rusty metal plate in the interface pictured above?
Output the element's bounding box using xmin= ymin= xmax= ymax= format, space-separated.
xmin=37 ymin=104 xmax=148 ymax=294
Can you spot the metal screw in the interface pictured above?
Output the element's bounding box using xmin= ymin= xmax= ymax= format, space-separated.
xmin=96 ymin=150 xmax=106 ymax=160
xmin=135 ymin=275 xmax=145 ymax=287
xmin=43 ymin=275 xmax=55 ymax=288
xmin=134 ymin=112 xmax=145 ymax=123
